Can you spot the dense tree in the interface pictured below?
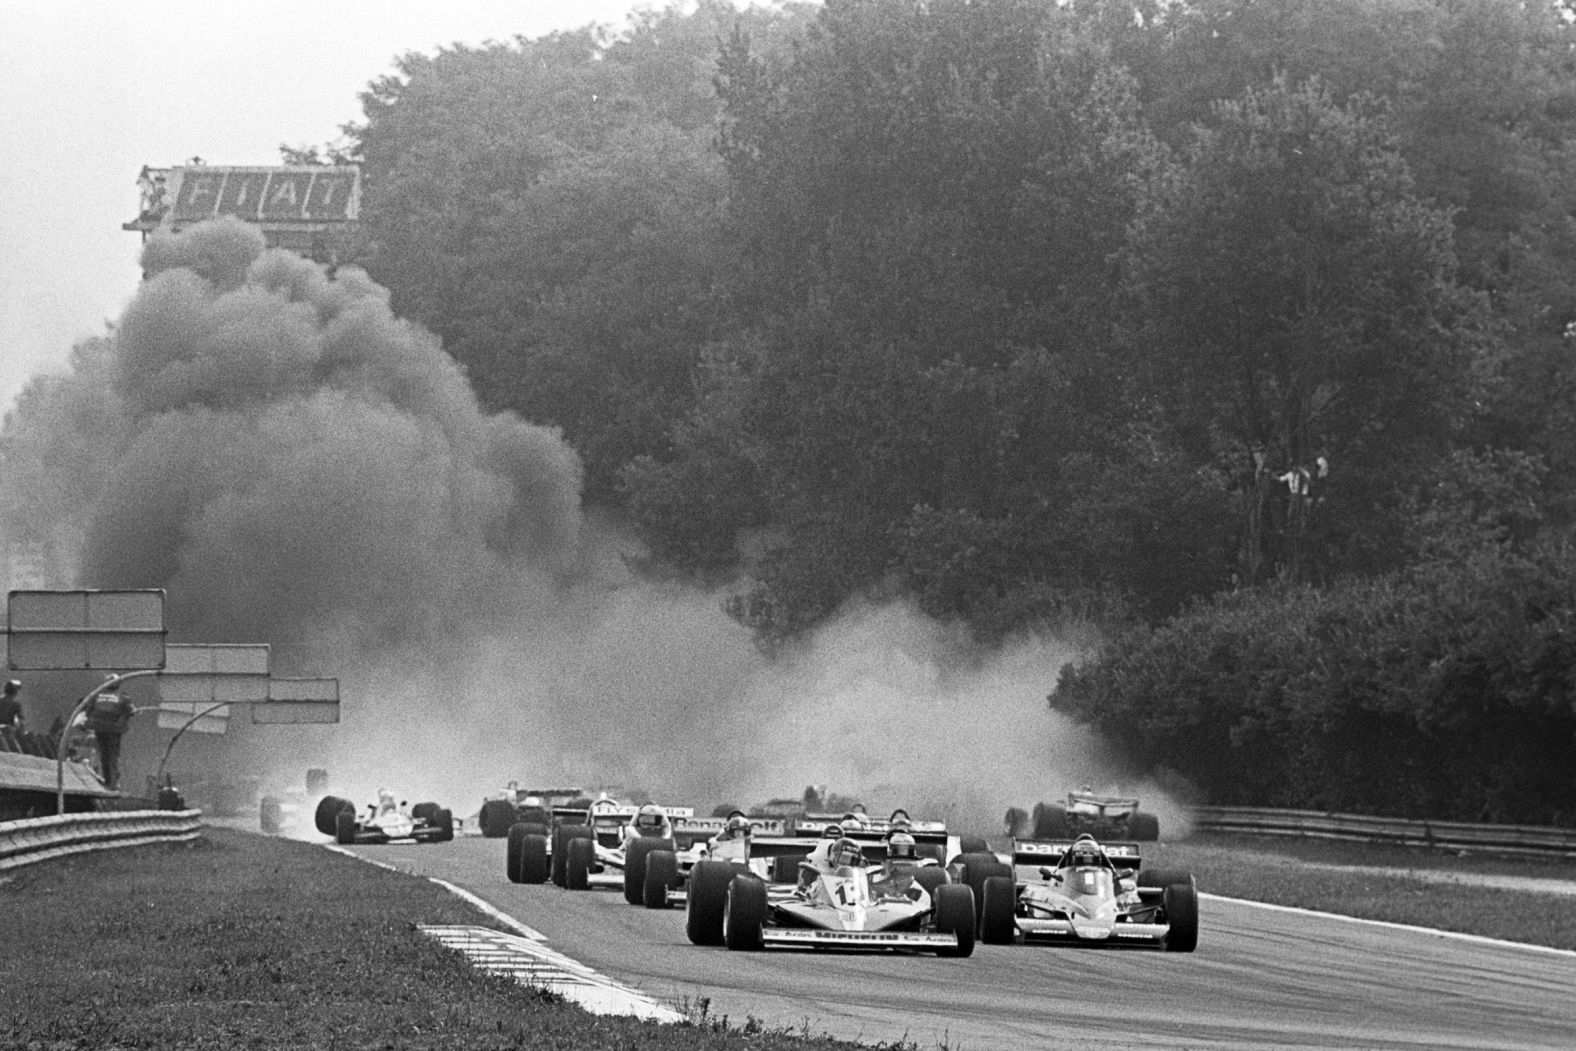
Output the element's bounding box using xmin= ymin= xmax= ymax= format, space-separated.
xmin=1122 ymin=76 xmax=1497 ymax=584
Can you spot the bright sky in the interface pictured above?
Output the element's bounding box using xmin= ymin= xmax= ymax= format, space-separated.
xmin=0 ymin=0 xmax=664 ymax=417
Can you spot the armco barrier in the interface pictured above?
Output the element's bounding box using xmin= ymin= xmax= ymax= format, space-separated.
xmin=1192 ymin=805 xmax=1576 ymax=859
xmin=0 ymin=810 xmax=202 ymax=871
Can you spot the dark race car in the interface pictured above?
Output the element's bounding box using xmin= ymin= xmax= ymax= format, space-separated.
xmin=1026 ymin=787 xmax=1161 ymax=841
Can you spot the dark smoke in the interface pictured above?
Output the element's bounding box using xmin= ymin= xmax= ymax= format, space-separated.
xmin=1 ymin=219 xmax=1179 ymax=836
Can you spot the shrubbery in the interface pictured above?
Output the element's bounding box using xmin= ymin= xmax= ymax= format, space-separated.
xmin=1053 ymin=544 xmax=1576 ymax=826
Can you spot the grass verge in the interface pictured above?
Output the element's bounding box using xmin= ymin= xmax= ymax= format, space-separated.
xmin=1141 ymin=832 xmax=1576 ymax=951
xmin=0 ymin=828 xmax=874 ymax=1051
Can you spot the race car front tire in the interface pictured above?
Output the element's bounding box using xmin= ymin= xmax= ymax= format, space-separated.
xmin=686 ymin=860 xmax=734 ymax=945
xmin=624 ymin=836 xmax=676 ymax=905
xmin=932 ymin=883 xmax=977 ymax=957
xmin=1137 ymin=868 xmax=1194 ymax=890
xmin=1162 ymin=881 xmax=1199 ymax=952
xmin=565 ymin=833 xmax=594 ymax=890
xmin=643 ymin=849 xmax=678 ymax=909
xmin=334 ymin=810 xmax=358 ymax=845
xmin=315 ymin=795 xmax=353 ymax=837
xmin=980 ymin=875 xmax=1018 ymax=944
xmin=723 ymin=874 xmax=767 ymax=951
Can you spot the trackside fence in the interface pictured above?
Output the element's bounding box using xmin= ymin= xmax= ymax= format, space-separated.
xmin=1192 ymin=806 xmax=1576 ymax=860
xmin=0 ymin=810 xmax=203 ymax=871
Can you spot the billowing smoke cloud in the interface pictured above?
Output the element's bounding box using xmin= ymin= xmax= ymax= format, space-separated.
xmin=1 ymin=219 xmax=1178 ymax=836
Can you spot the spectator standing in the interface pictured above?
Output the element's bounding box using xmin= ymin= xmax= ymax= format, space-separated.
xmin=0 ymin=679 xmax=23 ymax=730
xmin=85 ymin=681 xmax=137 ymax=790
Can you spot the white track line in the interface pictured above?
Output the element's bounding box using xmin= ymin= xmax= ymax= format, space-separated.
xmin=1203 ymin=892 xmax=1576 ymax=958
xmin=324 ymin=844 xmax=682 ymax=1021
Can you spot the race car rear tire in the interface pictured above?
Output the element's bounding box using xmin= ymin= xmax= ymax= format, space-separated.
xmin=334 ymin=810 xmax=357 ymax=845
xmin=260 ymin=796 xmax=282 ymax=835
xmin=518 ymin=833 xmax=550 ymax=884
xmin=624 ymin=837 xmax=676 ymax=905
xmin=957 ymin=835 xmax=990 ymax=856
xmin=506 ymin=823 xmax=530 ymax=882
xmin=1032 ymin=802 xmax=1069 ymax=840
xmin=932 ymin=883 xmax=976 ymax=957
xmin=315 ymin=795 xmax=353 ymax=837
xmin=1163 ymin=881 xmax=1199 ymax=952
xmin=565 ymin=833 xmax=594 ymax=890
xmin=554 ymin=826 xmax=593 ymax=888
xmin=980 ymin=875 xmax=1018 ymax=945
xmin=772 ymin=853 xmax=808 ymax=883
xmin=643 ymin=849 xmax=678 ymax=909
xmin=479 ymin=799 xmax=517 ymax=838
xmin=958 ymin=852 xmax=1009 ymax=924
xmin=723 ymin=874 xmax=767 ymax=951
xmin=1129 ymin=811 xmax=1161 ymax=841
xmin=913 ymin=865 xmax=950 ymax=900
xmin=411 ymin=802 xmax=440 ymax=823
xmin=435 ymin=808 xmax=454 ymax=842
xmin=1138 ymin=868 xmax=1194 ymax=889
xmin=686 ymin=860 xmax=734 ymax=945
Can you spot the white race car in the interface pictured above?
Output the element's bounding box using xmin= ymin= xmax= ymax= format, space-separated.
xmin=315 ymin=789 xmax=455 ymax=845
xmin=684 ymin=834 xmax=976 ymax=955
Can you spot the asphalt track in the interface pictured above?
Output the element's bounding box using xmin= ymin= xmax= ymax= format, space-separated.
xmin=342 ymin=836 xmax=1576 ymax=1051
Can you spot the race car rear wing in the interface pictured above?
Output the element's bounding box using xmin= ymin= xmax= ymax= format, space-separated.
xmin=1012 ymin=839 xmax=1144 ymax=868
xmin=753 ymin=823 xmax=950 ymax=860
xmin=797 ymin=817 xmax=947 ymax=837
xmin=675 ymin=816 xmax=787 ymax=837
xmin=554 ymin=803 xmax=696 ymax=823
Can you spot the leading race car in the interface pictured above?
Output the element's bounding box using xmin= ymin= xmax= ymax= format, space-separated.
xmin=477 ymin=783 xmax=590 ymax=838
xmin=975 ymin=833 xmax=1198 ymax=951
xmin=315 ymin=789 xmax=455 ymax=845
xmin=685 ymin=833 xmax=977 ymax=956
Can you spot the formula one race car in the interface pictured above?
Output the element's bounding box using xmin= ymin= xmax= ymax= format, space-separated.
xmin=477 ymin=783 xmax=590 ymax=838
xmin=315 ymin=789 xmax=455 ymax=845
xmin=505 ymin=798 xmax=704 ymax=903
xmin=972 ymin=833 xmax=1197 ymax=951
xmin=1028 ymin=787 xmax=1160 ymax=841
xmin=684 ymin=834 xmax=977 ymax=956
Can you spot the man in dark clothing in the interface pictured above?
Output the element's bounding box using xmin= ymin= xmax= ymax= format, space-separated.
xmin=0 ymin=679 xmax=23 ymax=729
xmin=86 ymin=682 xmax=137 ymax=791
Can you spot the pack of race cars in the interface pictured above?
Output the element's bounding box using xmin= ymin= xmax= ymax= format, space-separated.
xmin=306 ymin=780 xmax=1198 ymax=956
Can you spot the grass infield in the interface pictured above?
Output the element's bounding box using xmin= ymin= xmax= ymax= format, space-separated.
xmin=2 ymin=826 xmax=1572 ymax=1050
xmin=0 ymin=828 xmax=866 ymax=1051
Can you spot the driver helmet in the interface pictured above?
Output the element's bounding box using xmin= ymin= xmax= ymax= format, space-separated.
xmin=1069 ymin=834 xmax=1104 ymax=867
xmin=840 ymin=810 xmax=869 ymax=829
xmin=832 ymin=837 xmax=864 ymax=868
xmin=634 ymin=803 xmax=666 ymax=834
xmin=723 ymin=814 xmax=752 ymax=838
xmin=820 ymin=822 xmax=844 ymax=840
xmin=886 ymin=831 xmax=917 ymax=861
xmin=888 ymin=808 xmax=912 ymax=831
xmin=377 ymin=788 xmax=396 ymax=813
